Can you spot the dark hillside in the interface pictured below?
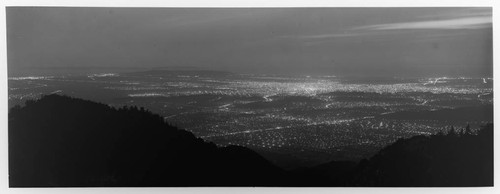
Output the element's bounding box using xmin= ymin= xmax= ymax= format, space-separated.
xmin=347 ymin=124 xmax=494 ymax=186
xmin=291 ymin=124 xmax=494 ymax=187
xmin=9 ymin=94 xmax=288 ymax=187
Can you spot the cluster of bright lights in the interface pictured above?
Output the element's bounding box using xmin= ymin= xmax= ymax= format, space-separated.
xmin=9 ymin=76 xmax=54 ymax=80
xmin=122 ymin=76 xmax=492 ymax=99
xmin=88 ymin=73 xmax=119 ymax=78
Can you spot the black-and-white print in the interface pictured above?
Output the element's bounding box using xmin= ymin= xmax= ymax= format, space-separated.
xmin=7 ymin=7 xmax=493 ymax=187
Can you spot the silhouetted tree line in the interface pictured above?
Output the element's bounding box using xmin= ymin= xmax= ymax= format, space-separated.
xmin=8 ymin=94 xmax=493 ymax=187
xmin=9 ymin=94 xmax=289 ymax=187
xmin=341 ymin=124 xmax=493 ymax=187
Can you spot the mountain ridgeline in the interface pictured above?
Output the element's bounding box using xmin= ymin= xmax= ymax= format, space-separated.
xmin=8 ymin=95 xmax=493 ymax=187
xmin=9 ymin=94 xmax=288 ymax=186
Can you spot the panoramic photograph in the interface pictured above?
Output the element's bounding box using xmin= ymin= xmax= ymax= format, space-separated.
xmin=6 ymin=7 xmax=493 ymax=187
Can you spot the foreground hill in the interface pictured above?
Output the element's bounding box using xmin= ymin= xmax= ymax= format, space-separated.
xmin=8 ymin=94 xmax=493 ymax=187
xmin=9 ymin=94 xmax=289 ymax=187
xmin=291 ymin=124 xmax=494 ymax=187
xmin=350 ymin=124 xmax=493 ymax=186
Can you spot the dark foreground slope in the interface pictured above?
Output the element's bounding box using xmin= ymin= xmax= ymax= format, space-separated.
xmin=350 ymin=124 xmax=494 ymax=187
xmin=9 ymin=94 xmax=289 ymax=187
xmin=295 ymin=124 xmax=494 ymax=187
xmin=9 ymin=95 xmax=494 ymax=187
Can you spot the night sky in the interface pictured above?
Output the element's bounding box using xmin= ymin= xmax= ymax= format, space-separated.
xmin=7 ymin=7 xmax=492 ymax=77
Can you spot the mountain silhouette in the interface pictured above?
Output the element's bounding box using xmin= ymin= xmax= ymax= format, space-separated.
xmin=8 ymin=94 xmax=493 ymax=187
xmin=348 ymin=124 xmax=494 ymax=186
xmin=9 ymin=94 xmax=289 ymax=187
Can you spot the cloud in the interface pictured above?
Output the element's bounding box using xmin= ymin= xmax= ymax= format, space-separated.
xmin=417 ymin=8 xmax=491 ymax=20
xmin=355 ymin=16 xmax=491 ymax=30
xmin=281 ymin=14 xmax=492 ymax=42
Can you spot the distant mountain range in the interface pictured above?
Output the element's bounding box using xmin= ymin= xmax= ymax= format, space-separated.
xmin=124 ymin=69 xmax=233 ymax=77
xmin=378 ymin=105 xmax=493 ymax=122
xmin=8 ymin=94 xmax=493 ymax=187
